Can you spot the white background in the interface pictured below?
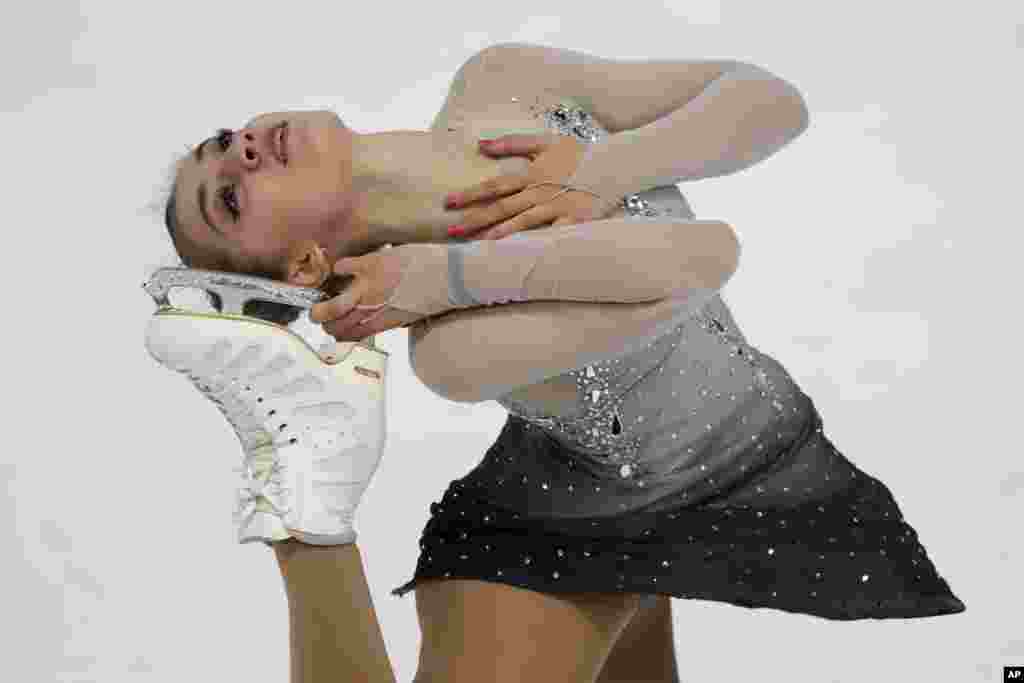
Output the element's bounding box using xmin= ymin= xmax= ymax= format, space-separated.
xmin=2 ymin=1 xmax=1019 ymax=681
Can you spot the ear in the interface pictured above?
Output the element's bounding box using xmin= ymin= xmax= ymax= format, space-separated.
xmin=284 ymin=240 xmax=330 ymax=289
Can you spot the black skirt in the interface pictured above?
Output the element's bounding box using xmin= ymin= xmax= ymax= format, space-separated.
xmin=391 ymin=392 xmax=965 ymax=621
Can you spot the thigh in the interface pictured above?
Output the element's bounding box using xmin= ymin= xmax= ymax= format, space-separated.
xmin=414 ymin=578 xmax=643 ymax=683
xmin=595 ymin=595 xmax=680 ymax=683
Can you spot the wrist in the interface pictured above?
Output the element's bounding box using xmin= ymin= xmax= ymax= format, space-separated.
xmin=567 ymin=133 xmax=646 ymax=206
xmin=383 ymin=243 xmax=453 ymax=319
xmin=453 ymin=235 xmax=553 ymax=306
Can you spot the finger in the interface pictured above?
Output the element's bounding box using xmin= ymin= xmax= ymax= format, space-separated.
xmin=354 ymin=303 xmax=390 ymax=326
xmin=479 ymin=204 xmax=560 ymax=241
xmin=454 ymin=191 xmax=534 ymax=238
xmin=447 ymin=173 xmax=529 ymax=210
xmin=310 ymin=287 xmax=361 ymax=325
xmin=478 ymin=134 xmax=549 ymax=157
xmin=323 ymin=306 xmax=370 ymax=341
xmin=342 ymin=307 xmax=405 ymax=340
xmin=332 ymin=256 xmax=363 ymax=277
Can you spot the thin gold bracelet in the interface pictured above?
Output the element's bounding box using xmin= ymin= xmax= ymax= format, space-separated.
xmin=523 ymin=181 xmax=607 ymax=203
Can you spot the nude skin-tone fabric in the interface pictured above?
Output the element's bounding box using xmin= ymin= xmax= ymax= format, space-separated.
xmin=387 ymin=43 xmax=807 ymax=406
xmin=387 ymin=218 xmax=734 ymax=402
xmin=385 ymin=45 xmax=966 ymax=623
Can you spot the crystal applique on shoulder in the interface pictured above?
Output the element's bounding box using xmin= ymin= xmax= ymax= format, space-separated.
xmin=518 ymin=95 xmax=662 ymax=219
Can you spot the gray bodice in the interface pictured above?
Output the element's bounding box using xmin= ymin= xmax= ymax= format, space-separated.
xmin=493 ymin=99 xmax=808 ymax=505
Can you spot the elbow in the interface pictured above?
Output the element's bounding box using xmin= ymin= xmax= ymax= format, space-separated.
xmin=435 ymin=387 xmax=484 ymax=404
xmin=790 ymin=89 xmax=811 ymax=135
xmin=734 ymin=61 xmax=811 ymax=133
xmin=720 ymin=222 xmax=741 ymax=285
xmin=416 ymin=374 xmax=481 ymax=405
xmin=478 ymin=42 xmax=519 ymax=57
xmin=412 ymin=363 xmax=475 ymax=404
xmin=472 ymin=43 xmax=527 ymax=73
xmin=460 ymin=44 xmax=515 ymax=83
xmin=430 ymin=376 xmax=486 ymax=404
xmin=410 ymin=345 xmax=487 ymax=405
xmin=706 ymin=221 xmax=741 ymax=292
xmin=479 ymin=41 xmax=544 ymax=59
xmin=447 ymin=389 xmax=488 ymax=405
xmin=676 ymin=220 xmax=741 ymax=295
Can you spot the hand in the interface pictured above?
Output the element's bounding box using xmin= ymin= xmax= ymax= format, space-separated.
xmin=309 ymin=246 xmax=424 ymax=341
xmin=445 ymin=133 xmax=614 ymax=241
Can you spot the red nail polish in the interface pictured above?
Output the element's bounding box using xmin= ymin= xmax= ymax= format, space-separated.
xmin=448 ymin=225 xmax=464 ymax=236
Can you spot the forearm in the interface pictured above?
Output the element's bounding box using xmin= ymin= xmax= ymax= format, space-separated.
xmin=274 ymin=541 xmax=396 ymax=683
xmin=385 ymin=216 xmax=739 ymax=319
xmin=568 ymin=63 xmax=811 ymax=213
xmin=471 ymin=43 xmax=809 ymax=214
xmin=403 ymin=218 xmax=741 ymax=402
xmin=410 ymin=289 xmax=714 ymax=404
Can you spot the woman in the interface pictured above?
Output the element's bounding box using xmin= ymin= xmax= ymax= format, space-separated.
xmin=153 ymin=42 xmax=965 ymax=683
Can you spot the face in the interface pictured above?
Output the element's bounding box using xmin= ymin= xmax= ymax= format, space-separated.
xmin=174 ymin=110 xmax=360 ymax=281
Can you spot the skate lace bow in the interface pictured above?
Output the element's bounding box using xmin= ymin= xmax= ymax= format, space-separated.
xmin=189 ymin=375 xmax=295 ymax=526
xmin=234 ymin=448 xmax=289 ymax=524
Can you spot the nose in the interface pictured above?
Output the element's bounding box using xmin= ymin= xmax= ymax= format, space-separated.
xmin=231 ymin=128 xmax=263 ymax=171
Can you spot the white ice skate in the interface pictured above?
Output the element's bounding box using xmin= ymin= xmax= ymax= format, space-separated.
xmin=142 ymin=267 xmax=388 ymax=546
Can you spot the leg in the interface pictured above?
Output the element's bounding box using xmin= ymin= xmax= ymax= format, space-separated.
xmin=274 ymin=540 xmax=396 ymax=683
xmin=413 ymin=578 xmax=643 ymax=683
xmin=595 ymin=595 xmax=681 ymax=683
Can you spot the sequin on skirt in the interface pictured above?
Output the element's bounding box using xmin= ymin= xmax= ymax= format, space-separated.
xmin=391 ymin=393 xmax=965 ymax=621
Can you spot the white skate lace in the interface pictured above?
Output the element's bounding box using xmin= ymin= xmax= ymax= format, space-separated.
xmin=186 ymin=371 xmax=297 ymax=527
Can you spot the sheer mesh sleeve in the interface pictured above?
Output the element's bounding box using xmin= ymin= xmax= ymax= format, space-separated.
xmin=462 ymin=43 xmax=809 ymax=215
xmin=389 ymin=216 xmax=740 ymax=403
xmin=384 ymin=216 xmax=739 ymax=318
xmin=395 ymin=42 xmax=805 ymax=402
xmin=409 ymin=285 xmax=718 ymax=404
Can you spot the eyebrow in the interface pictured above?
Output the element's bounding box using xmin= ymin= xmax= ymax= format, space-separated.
xmin=191 ymin=134 xmax=223 ymax=238
xmin=197 ymin=182 xmax=222 ymax=238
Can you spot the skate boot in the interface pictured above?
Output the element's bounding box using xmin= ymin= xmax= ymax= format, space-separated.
xmin=142 ymin=267 xmax=388 ymax=545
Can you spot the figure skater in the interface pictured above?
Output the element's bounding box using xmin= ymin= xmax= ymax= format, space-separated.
xmin=146 ymin=42 xmax=965 ymax=683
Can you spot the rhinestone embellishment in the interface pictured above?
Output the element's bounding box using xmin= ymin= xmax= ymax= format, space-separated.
xmin=696 ymin=313 xmax=783 ymax=408
xmin=509 ymin=360 xmax=644 ymax=479
xmin=523 ymin=96 xmax=660 ymax=219
xmin=493 ymin=97 xmax=664 ymax=479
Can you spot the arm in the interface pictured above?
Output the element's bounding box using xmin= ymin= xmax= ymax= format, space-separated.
xmin=409 ymin=284 xmax=718 ymax=405
xmin=382 ymin=216 xmax=740 ymax=403
xmin=274 ymin=542 xmax=396 ymax=683
xmin=385 ymin=216 xmax=739 ymax=318
xmin=468 ymin=42 xmax=810 ymax=214
xmin=429 ymin=49 xmax=493 ymax=133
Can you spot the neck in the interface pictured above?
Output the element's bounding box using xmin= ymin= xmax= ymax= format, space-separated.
xmin=341 ymin=129 xmax=529 ymax=255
